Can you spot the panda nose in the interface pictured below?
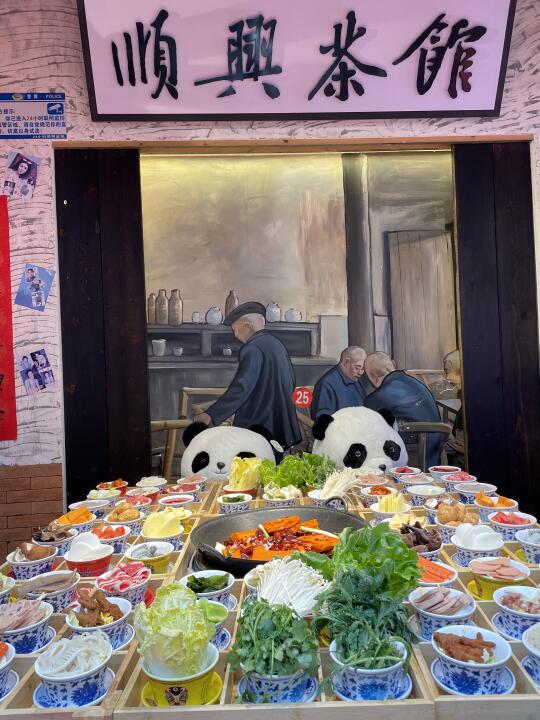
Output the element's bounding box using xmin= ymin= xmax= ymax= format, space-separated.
xmin=379 ymin=464 xmax=387 ymax=471
xmin=217 ymin=462 xmax=225 ymax=470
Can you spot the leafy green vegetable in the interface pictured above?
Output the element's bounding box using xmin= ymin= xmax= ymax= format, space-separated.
xmin=134 ymin=582 xmax=212 ymax=677
xmin=229 ymin=457 xmax=262 ymax=491
xmin=294 ymin=524 xmax=420 ymax=597
xmin=260 ymin=454 xmax=336 ymax=489
xmin=312 ymin=568 xmax=417 ymax=671
xmin=187 ymin=574 xmax=229 ymax=593
xmin=230 ymin=599 xmax=318 ymax=680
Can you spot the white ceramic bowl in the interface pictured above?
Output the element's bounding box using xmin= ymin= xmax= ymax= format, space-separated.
xmin=392 ymin=466 xmax=421 ymax=481
xmin=359 ymin=486 xmax=397 ymax=507
xmin=26 ymin=570 xmax=80 ymax=612
xmin=140 ymin=529 xmax=184 ymax=551
xmin=69 ymin=499 xmax=112 ymax=519
xmin=407 ymin=485 xmax=445 ymax=507
xmin=33 ymin=528 xmax=78 ymax=558
xmin=409 ymin=587 xmax=476 ymax=640
xmin=522 ymin=623 xmax=540 ymax=660
xmin=217 ymin=494 xmax=252 ymax=514
xmin=474 ymin=497 xmax=518 ymax=522
xmin=0 ymin=601 xmax=54 ymax=653
xmin=104 ymin=511 xmax=143 ymax=537
xmin=488 ymin=511 xmax=537 ymax=541
xmin=67 ymin=596 xmax=131 ymax=650
xmin=136 ymin=477 xmax=167 ymax=490
xmin=95 ymin=565 xmax=151 ymax=606
xmin=371 ymin=500 xmax=411 ymax=521
xmin=429 ymin=466 xmax=461 ymax=482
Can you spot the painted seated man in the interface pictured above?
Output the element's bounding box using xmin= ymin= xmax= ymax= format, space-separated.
xmin=364 ymin=351 xmax=441 ymax=468
xmin=310 ymin=346 xmax=367 ymax=420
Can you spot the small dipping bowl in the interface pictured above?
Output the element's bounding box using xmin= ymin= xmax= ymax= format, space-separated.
xmin=180 ymin=570 xmax=234 ymax=605
xmin=67 ymin=596 xmax=131 ymax=650
xmin=468 ymin=556 xmax=530 ymax=600
xmin=34 ymin=637 xmax=113 ymax=708
xmin=515 ymin=529 xmax=540 ymax=565
xmin=69 ymin=499 xmax=112 ymax=520
xmin=429 ymin=466 xmax=461 ymax=483
xmin=96 ymin=565 xmax=151 ymax=606
xmin=493 ymin=586 xmax=540 ymax=639
xmin=6 ymin=546 xmax=58 ymax=580
xmin=488 ymin=511 xmax=537 ymax=541
xmin=33 ymin=528 xmax=78 ymax=558
xmin=124 ymin=541 xmax=174 ymax=574
xmin=0 ymin=601 xmax=54 ymax=654
xmin=157 ymin=494 xmax=195 ymax=510
xmin=450 ymin=532 xmax=503 ymax=568
xmin=409 ymin=586 xmax=476 ymax=641
xmin=217 ymin=494 xmax=252 ymax=514
xmin=432 ymin=625 xmax=512 ymax=695
xmin=26 ymin=570 xmax=80 ymax=612
xmin=65 ymin=544 xmax=114 ymax=578
xmin=455 ymin=482 xmax=497 ymax=506
xmin=475 ymin=497 xmax=519 ymax=522
xmin=407 ymin=484 xmax=445 ymax=507
xmin=360 ymin=486 xmax=396 ymax=507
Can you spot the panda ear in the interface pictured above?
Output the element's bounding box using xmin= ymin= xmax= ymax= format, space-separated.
xmin=377 ymin=409 xmax=396 ymax=428
xmin=249 ymin=425 xmax=274 ymax=443
xmin=182 ymin=422 xmax=208 ymax=448
xmin=312 ymin=414 xmax=334 ymax=441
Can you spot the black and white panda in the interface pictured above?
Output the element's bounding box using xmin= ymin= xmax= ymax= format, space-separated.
xmin=311 ymin=407 xmax=408 ymax=472
xmin=180 ymin=423 xmax=277 ymax=481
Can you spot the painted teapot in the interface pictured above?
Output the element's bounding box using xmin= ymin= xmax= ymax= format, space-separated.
xmin=265 ymin=302 xmax=281 ymax=322
xmin=206 ymin=306 xmax=223 ymax=325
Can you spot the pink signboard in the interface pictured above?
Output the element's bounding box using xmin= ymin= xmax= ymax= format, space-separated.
xmin=77 ymin=0 xmax=516 ymax=120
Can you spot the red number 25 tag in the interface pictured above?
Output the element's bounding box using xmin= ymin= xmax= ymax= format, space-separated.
xmin=292 ymin=387 xmax=313 ymax=408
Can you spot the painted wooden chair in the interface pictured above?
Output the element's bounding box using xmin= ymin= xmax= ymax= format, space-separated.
xmin=398 ymin=421 xmax=453 ymax=471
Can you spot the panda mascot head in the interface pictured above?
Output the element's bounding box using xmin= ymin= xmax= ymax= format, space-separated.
xmin=311 ymin=407 xmax=407 ymax=472
xmin=181 ymin=423 xmax=277 ymax=481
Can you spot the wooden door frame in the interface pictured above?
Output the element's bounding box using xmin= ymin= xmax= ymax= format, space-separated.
xmin=55 ymin=135 xmax=540 ymax=513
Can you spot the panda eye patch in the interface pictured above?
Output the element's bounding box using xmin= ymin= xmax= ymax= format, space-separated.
xmin=192 ymin=451 xmax=209 ymax=473
xmin=383 ymin=441 xmax=401 ymax=461
xmin=343 ymin=443 xmax=367 ymax=469
xmin=237 ymin=452 xmax=256 ymax=459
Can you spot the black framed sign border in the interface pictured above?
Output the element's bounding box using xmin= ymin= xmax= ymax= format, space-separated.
xmin=77 ymin=0 xmax=517 ymax=123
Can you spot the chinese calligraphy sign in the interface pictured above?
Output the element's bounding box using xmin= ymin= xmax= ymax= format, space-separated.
xmin=78 ymin=0 xmax=516 ymax=120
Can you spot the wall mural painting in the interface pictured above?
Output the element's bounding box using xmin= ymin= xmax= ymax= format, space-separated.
xmin=141 ymin=152 xmax=464 ymax=478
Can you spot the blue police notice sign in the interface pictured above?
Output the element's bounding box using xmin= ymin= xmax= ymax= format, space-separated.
xmin=0 ymin=93 xmax=67 ymax=139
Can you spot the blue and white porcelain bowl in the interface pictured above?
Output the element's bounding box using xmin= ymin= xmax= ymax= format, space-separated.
xmin=6 ymin=546 xmax=58 ymax=580
xmin=0 ymin=577 xmax=15 ymax=605
xmin=474 ymin=498 xmax=518 ymax=522
xmin=67 ymin=597 xmax=131 ymax=650
xmin=360 ymin=486 xmax=396 ymax=507
xmin=104 ymin=513 xmax=143 ymax=538
xmin=393 ymin=467 xmax=422 ymax=482
xmin=243 ymin=570 xmax=259 ymax=598
xmin=418 ymin=561 xmax=458 ymax=588
xmin=455 ymin=483 xmax=497 ymax=505
xmin=98 ymin=525 xmax=131 ymax=554
xmin=141 ymin=529 xmax=184 ymax=551
xmin=96 ymin=568 xmax=150 ymax=607
xmin=27 ymin=571 xmax=80 ymax=612
xmin=409 ymin=587 xmax=476 ymax=641
xmin=35 ymin=637 xmax=113 ymax=707
xmin=407 ymin=485 xmax=445 ymax=507
xmin=329 ymin=639 xmax=408 ymax=701
xmin=371 ymin=501 xmax=412 ymax=524
xmin=180 ymin=570 xmax=234 ymax=606
xmin=70 ymin=515 xmax=97 ymax=536
xmin=429 ymin=466 xmax=461 ymax=483
xmin=423 ymin=504 xmax=439 ymax=525
xmin=69 ymin=500 xmax=112 ymax=520
xmin=262 ymin=495 xmax=298 ymax=508
xmin=417 ymin=547 xmax=442 ymax=562
xmin=521 ymin=624 xmax=540 ymax=685
xmin=217 ymin=494 xmax=252 ymax=514
xmin=0 ymin=601 xmax=54 ymax=653
xmin=435 ymin=519 xmax=459 ymax=545
xmin=493 ymin=587 xmax=540 ymax=639
xmin=201 ymin=600 xmax=228 ymax=635
xmin=441 ymin=474 xmax=477 ymax=493
xmin=244 ymin=668 xmax=310 ymax=700
xmin=0 ymin=643 xmax=15 ymax=697
xmin=432 ymin=625 xmax=512 ymax=695
xmin=515 ymin=529 xmax=540 ymax=565
xmin=488 ymin=512 xmax=537 ymax=541
xmin=450 ymin=534 xmax=503 ymax=568
xmin=34 ymin=528 xmax=79 ymax=558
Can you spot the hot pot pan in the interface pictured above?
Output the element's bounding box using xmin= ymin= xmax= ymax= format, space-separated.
xmin=188 ymin=506 xmax=366 ymax=577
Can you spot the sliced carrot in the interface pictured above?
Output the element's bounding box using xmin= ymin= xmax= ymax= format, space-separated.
xmin=251 ymin=547 xmax=291 ymax=561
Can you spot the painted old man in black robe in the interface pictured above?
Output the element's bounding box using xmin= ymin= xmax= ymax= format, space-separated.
xmin=364 ymin=351 xmax=441 ymax=467
xmin=194 ymin=302 xmax=301 ymax=450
